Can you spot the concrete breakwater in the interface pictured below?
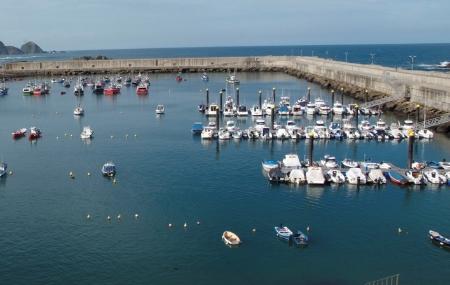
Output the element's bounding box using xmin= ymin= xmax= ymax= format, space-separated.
xmin=2 ymin=56 xmax=449 ymax=121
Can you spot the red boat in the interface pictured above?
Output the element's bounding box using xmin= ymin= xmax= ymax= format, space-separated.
xmin=33 ymin=87 xmax=42 ymax=96
xmin=12 ymin=128 xmax=27 ymax=139
xmin=104 ymin=84 xmax=120 ymax=95
xmin=176 ymin=75 xmax=183 ymax=82
xmin=136 ymin=83 xmax=148 ymax=95
xmin=28 ymin=127 xmax=41 ymax=140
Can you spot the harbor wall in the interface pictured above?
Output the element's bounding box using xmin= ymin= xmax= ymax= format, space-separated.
xmin=2 ymin=56 xmax=450 ymax=112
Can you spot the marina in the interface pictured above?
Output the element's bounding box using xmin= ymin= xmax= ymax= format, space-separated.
xmin=0 ymin=70 xmax=449 ymax=284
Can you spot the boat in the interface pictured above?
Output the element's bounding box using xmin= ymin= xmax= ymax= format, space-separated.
xmin=201 ymin=128 xmax=214 ymax=139
xmin=417 ymin=128 xmax=434 ymax=139
xmin=291 ymin=230 xmax=309 ymax=246
xmin=411 ymin=161 xmax=426 ymax=170
xmin=291 ymin=104 xmax=303 ymax=116
xmin=250 ymin=105 xmax=263 ymax=116
xmin=237 ymin=105 xmax=248 ymax=116
xmin=306 ymin=166 xmax=326 ymax=185
xmin=101 ymin=161 xmax=116 ymax=177
xmin=305 ymin=103 xmax=316 ymax=115
xmin=0 ymin=81 xmax=8 ymax=95
xmin=33 ymin=86 xmax=42 ymax=96
xmin=198 ymin=104 xmax=206 ymax=113
xmin=438 ymin=61 xmax=450 ymax=68
xmin=325 ymin=169 xmax=346 ymax=184
xmin=438 ymin=161 xmax=450 ymax=170
xmin=387 ymin=171 xmax=409 ymax=185
xmin=423 ymin=169 xmax=447 ymax=184
xmin=320 ymin=155 xmax=338 ymax=168
xmin=80 ymin=126 xmax=94 ymax=139
xmin=341 ymin=159 xmax=359 ymax=168
xmin=314 ymin=98 xmax=325 ymax=109
xmin=176 ymin=74 xmax=183 ymax=82
xmin=222 ymin=231 xmax=241 ymax=246
xmin=218 ymin=129 xmax=231 ymax=140
xmin=405 ymin=170 xmax=426 ymax=185
xmin=73 ymin=106 xmax=84 ymax=116
xmin=332 ymin=102 xmax=345 ymax=115
xmin=274 ymin=226 xmax=293 ymax=240
xmin=136 ymin=83 xmax=149 ymax=95
xmin=226 ymin=74 xmax=240 ymax=84
xmin=318 ymin=105 xmax=331 ymax=115
xmin=278 ymin=105 xmax=290 ymax=116
xmin=360 ymin=161 xmax=380 ymax=170
xmin=12 ymin=128 xmax=27 ymax=139
xmin=262 ymin=160 xmax=279 ymax=172
xmin=427 ymin=161 xmax=442 ymax=169
xmin=223 ymin=106 xmax=235 ymax=117
xmin=103 ymin=84 xmax=120 ymax=95
xmin=429 ymin=230 xmax=450 ymax=247
xmin=28 ymin=127 xmax=41 ymax=140
xmin=93 ymin=81 xmax=104 ymax=94
xmin=22 ymin=86 xmax=33 ymax=95
xmin=367 ymin=169 xmax=387 ymax=184
xmin=225 ymin=120 xmax=236 ymax=132
xmin=346 ymin=168 xmax=367 ymax=184
xmin=191 ymin=122 xmax=203 ymax=135
xmin=74 ymin=82 xmax=84 ymax=96
xmin=155 ymin=104 xmax=165 ymax=115
xmin=275 ymin=127 xmax=290 ymax=140
xmin=374 ymin=119 xmax=387 ymax=131
xmin=289 ymin=168 xmax=306 ymax=184
xmin=206 ymin=104 xmax=219 ymax=117
xmin=0 ymin=162 xmax=7 ymax=177
xmin=201 ymin=73 xmax=209 ymax=82
xmin=281 ymin=154 xmax=301 ymax=171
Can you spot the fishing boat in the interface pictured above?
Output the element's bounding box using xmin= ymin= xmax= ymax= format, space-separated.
xmin=306 ymin=167 xmax=326 ymax=185
xmin=325 ymin=169 xmax=346 ymax=184
xmin=12 ymin=128 xmax=27 ymax=139
xmin=191 ymin=122 xmax=203 ymax=135
xmin=387 ymin=171 xmax=409 ymax=185
xmin=101 ymin=161 xmax=116 ymax=177
xmin=80 ymin=126 xmax=94 ymax=139
xmin=423 ymin=169 xmax=447 ymax=185
xmin=429 ymin=230 xmax=450 ymax=247
xmin=405 ymin=170 xmax=426 ymax=185
xmin=103 ymin=84 xmax=120 ymax=95
xmin=155 ymin=105 xmax=165 ymax=114
xmin=289 ymin=168 xmax=306 ymax=184
xmin=346 ymin=168 xmax=367 ymax=184
xmin=73 ymin=106 xmax=84 ymax=116
xmin=0 ymin=162 xmax=7 ymax=177
xmin=341 ymin=159 xmax=359 ymax=168
xmin=274 ymin=226 xmax=293 ymax=240
xmin=28 ymin=127 xmax=41 ymax=140
xmin=222 ymin=231 xmax=241 ymax=246
xmin=136 ymin=83 xmax=149 ymax=95
xmin=320 ymin=155 xmax=338 ymax=168
xmin=367 ymin=169 xmax=387 ymax=184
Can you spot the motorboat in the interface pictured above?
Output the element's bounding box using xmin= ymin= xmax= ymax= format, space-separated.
xmin=275 ymin=127 xmax=290 ymax=140
xmin=253 ymin=119 xmax=267 ymax=132
xmin=226 ymin=120 xmax=236 ymax=132
xmin=218 ymin=129 xmax=231 ymax=140
xmin=74 ymin=83 xmax=84 ymax=96
xmin=80 ymin=126 xmax=94 ymax=139
xmin=314 ymin=98 xmax=326 ymax=109
xmin=320 ymin=155 xmax=338 ymax=168
xmin=291 ymin=230 xmax=309 ymax=246
xmin=0 ymin=162 xmax=7 ymax=177
xmin=325 ymin=169 xmax=346 ymax=184
xmin=262 ymin=160 xmax=279 ymax=172
xmin=278 ymin=105 xmax=290 ymax=116
xmin=201 ymin=128 xmax=214 ymax=139
xmin=274 ymin=226 xmax=293 ymax=240
xmin=360 ymin=161 xmax=380 ymax=170
xmin=332 ymin=102 xmax=345 ymax=115
xmin=0 ymin=82 xmax=8 ymax=95
xmin=191 ymin=122 xmax=204 ymax=135
xmin=417 ymin=129 xmax=434 ymax=139
xmin=289 ymin=169 xmax=306 ymax=184
xmin=306 ymin=167 xmax=326 ymax=185
xmin=318 ymin=105 xmax=331 ymax=115
xmin=438 ymin=161 xmax=450 ymax=170
xmin=412 ymin=161 xmax=426 ymax=170
xmin=222 ymin=231 xmax=241 ymax=246
xmin=155 ymin=104 xmax=165 ymax=114
xmin=103 ymin=84 xmax=120 ymax=95
xmin=341 ymin=159 xmax=359 ymax=168
xmin=22 ymin=86 xmax=33 ymax=95
xmin=342 ymin=120 xmax=361 ymax=139
xmin=306 ymin=103 xmax=316 ymax=115
xmin=201 ymin=73 xmax=209 ymax=82
xmin=29 ymin=127 xmax=41 ymax=140
xmin=226 ymin=74 xmax=240 ymax=84
xmin=260 ymin=127 xmax=273 ymax=140
xmin=73 ymin=106 xmax=84 ymax=116
xmin=291 ymin=104 xmax=303 ymax=116
xmin=176 ymin=74 xmax=183 ymax=82
xmin=250 ymin=105 xmax=263 ymax=116
xmin=367 ymin=169 xmax=387 ymax=184
xmin=136 ymin=83 xmax=149 ymax=95
xmin=379 ymin=162 xmax=391 ymax=170
xmin=374 ymin=119 xmax=387 ymax=131
xmin=438 ymin=61 xmax=450 ymax=68
xmin=101 ymin=161 xmax=116 ymax=177
xmin=359 ymin=120 xmax=373 ymax=132
xmin=401 ymin=119 xmax=415 ymax=134
xmin=12 ymin=128 xmax=27 ymax=139
xmin=93 ymin=81 xmax=104 ymax=94
xmin=423 ymin=169 xmax=447 ymax=184
xmin=314 ymin=120 xmax=330 ymax=139
xmin=281 ymin=154 xmax=302 ymax=171
xmin=206 ymin=104 xmax=219 ymax=117
xmin=405 ymin=170 xmax=426 ymax=185
xmin=346 ymin=168 xmax=367 ymax=184
xmin=387 ymin=171 xmax=409 ymax=185
xmin=237 ymin=105 xmax=248 ymax=116
xmin=429 ymin=230 xmax=450 ymax=248
xmin=198 ymin=104 xmax=206 ymax=113
xmin=223 ymin=106 xmax=235 ymax=117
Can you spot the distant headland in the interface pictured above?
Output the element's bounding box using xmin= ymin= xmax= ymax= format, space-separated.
xmin=0 ymin=41 xmax=46 ymax=55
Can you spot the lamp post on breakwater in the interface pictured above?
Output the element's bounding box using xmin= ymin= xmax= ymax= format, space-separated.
xmin=409 ymin=55 xmax=416 ymax=71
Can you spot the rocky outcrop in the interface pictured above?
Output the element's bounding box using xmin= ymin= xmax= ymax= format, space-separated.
xmin=5 ymin=46 xmax=24 ymax=55
xmin=0 ymin=41 xmax=8 ymax=55
xmin=20 ymin=41 xmax=44 ymax=54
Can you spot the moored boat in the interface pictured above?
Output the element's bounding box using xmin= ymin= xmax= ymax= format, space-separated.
xmin=387 ymin=171 xmax=409 ymax=185
xmin=136 ymin=83 xmax=149 ymax=95
xmin=274 ymin=226 xmax=293 ymax=240
xmin=80 ymin=126 xmax=94 ymax=139
xmin=423 ymin=169 xmax=447 ymax=185
xmin=346 ymin=168 xmax=366 ymax=184
xmin=73 ymin=106 xmax=84 ymax=116
xmin=291 ymin=230 xmax=309 ymax=246
xmin=191 ymin=122 xmax=203 ymax=135
xmin=306 ymin=166 xmax=326 ymax=185
xmin=101 ymin=161 xmax=116 ymax=177
xmin=0 ymin=162 xmax=7 ymax=177
xmin=12 ymin=128 xmax=27 ymax=139
xmin=28 ymin=127 xmax=41 ymax=140
xmin=262 ymin=160 xmax=279 ymax=172
xmin=429 ymin=230 xmax=450 ymax=248
xmin=222 ymin=231 xmax=241 ymax=246
xmin=155 ymin=104 xmax=165 ymax=114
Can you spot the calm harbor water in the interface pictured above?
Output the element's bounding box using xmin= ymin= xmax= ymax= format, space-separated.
xmin=1 ymin=43 xmax=450 ymax=71
xmin=0 ymin=72 xmax=449 ymax=285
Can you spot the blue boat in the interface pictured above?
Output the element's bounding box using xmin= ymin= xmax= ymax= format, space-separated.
xmin=191 ymin=122 xmax=204 ymax=135
xmin=387 ymin=171 xmax=408 ymax=185
xmin=427 ymin=161 xmax=441 ymax=169
xmin=262 ymin=160 xmax=279 ymax=172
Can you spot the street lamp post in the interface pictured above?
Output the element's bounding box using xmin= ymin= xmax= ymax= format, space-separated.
xmin=409 ymin=55 xmax=416 ymax=71
xmin=369 ymin=53 xmax=376 ymax=64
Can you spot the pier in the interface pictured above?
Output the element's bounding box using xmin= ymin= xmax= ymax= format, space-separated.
xmin=2 ymin=56 xmax=450 ymax=116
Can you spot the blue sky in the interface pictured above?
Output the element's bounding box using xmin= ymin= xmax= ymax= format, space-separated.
xmin=1 ymin=0 xmax=449 ymax=50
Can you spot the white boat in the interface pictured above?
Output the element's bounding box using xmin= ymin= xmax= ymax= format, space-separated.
xmin=306 ymin=167 xmax=326 ymax=185
xmin=318 ymin=105 xmax=331 ymax=115
xmin=232 ymin=129 xmax=242 ymax=139
xmin=314 ymin=120 xmax=330 ymax=139
xmin=155 ymin=104 xmax=165 ymax=114
xmin=341 ymin=159 xmax=359 ymax=168
xmin=201 ymin=128 xmax=214 ymax=139
xmin=346 ymin=168 xmax=367 ymax=184
xmin=275 ymin=127 xmax=290 ymax=140
xmin=237 ymin=105 xmax=248 ymax=116
xmin=101 ymin=161 xmax=116 ymax=177
xmin=0 ymin=162 xmax=7 ymax=178
xmin=282 ymin=154 xmax=301 ymax=171
xmin=223 ymin=107 xmax=235 ymax=117
xmin=250 ymin=105 xmax=263 ymax=116
xmin=417 ymin=129 xmax=434 ymax=139
xmin=291 ymin=104 xmax=303 ymax=116
xmin=80 ymin=126 xmax=94 ymax=139
xmin=260 ymin=127 xmax=273 ymax=140
xmin=320 ymin=155 xmax=338 ymax=168
xmin=438 ymin=61 xmax=450 ymax=68
xmin=74 ymin=83 xmax=84 ymax=96
xmin=405 ymin=170 xmax=426 ymax=185
xmin=287 ymin=168 xmax=305 ymax=184
xmin=374 ymin=119 xmax=387 ymax=131
xmin=326 ymin=169 xmax=346 ymax=184
xmin=306 ymin=103 xmax=316 ymax=115
xmin=254 ymin=119 xmax=267 ymax=132
xmin=360 ymin=161 xmax=380 ymax=170
xmin=222 ymin=231 xmax=241 ymax=246
xmin=439 ymin=161 xmax=450 ymax=170
xmin=206 ymin=104 xmax=219 ymax=117
xmin=367 ymin=169 xmax=386 ymax=184
xmin=343 ymin=120 xmax=361 ymax=139
xmin=359 ymin=120 xmax=373 ymax=132
xmin=332 ymin=102 xmax=345 ymax=115
xmin=218 ymin=129 xmax=231 ymax=140
xmin=262 ymin=160 xmax=279 ymax=172
xmin=226 ymin=74 xmax=240 ymax=84
xmin=73 ymin=106 xmax=84 ymax=116
xmin=423 ymin=169 xmax=447 ymax=184
xmin=401 ymin=119 xmax=415 ymax=136
xmin=314 ymin=98 xmax=326 ymax=109
xmin=226 ymin=120 xmax=236 ymax=132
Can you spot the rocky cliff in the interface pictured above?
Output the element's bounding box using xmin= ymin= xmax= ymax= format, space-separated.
xmin=0 ymin=41 xmax=45 ymax=55
xmin=20 ymin=41 xmax=44 ymax=54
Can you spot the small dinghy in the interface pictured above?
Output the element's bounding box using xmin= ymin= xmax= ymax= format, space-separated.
xmin=429 ymin=230 xmax=450 ymax=248
xmin=101 ymin=161 xmax=116 ymax=177
xmin=387 ymin=171 xmax=409 ymax=186
xmin=155 ymin=104 xmax=165 ymax=114
xmin=274 ymin=226 xmax=293 ymax=240
xmin=222 ymin=231 xmax=241 ymax=246
xmin=290 ymin=230 xmax=309 ymax=246
xmin=12 ymin=128 xmax=27 ymax=139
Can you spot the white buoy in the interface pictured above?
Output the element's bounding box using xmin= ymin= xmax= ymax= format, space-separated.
xmin=70 ymin=134 xmax=73 ymax=137
xmin=107 ymin=216 xmax=111 ymax=221
xmin=134 ymin=134 xmax=137 ymax=137
xmin=69 ymin=171 xmax=75 ymax=179
xmin=87 ymin=172 xmax=91 ymax=176
xmin=196 ymin=221 xmax=200 ymax=225
xmin=110 ymin=135 xmax=114 ymax=139
xmin=86 ymin=214 xmax=91 ymax=219
xmin=168 ymin=223 xmax=173 ymax=228
xmin=8 ymin=170 xmax=13 ymax=175
xmin=398 ymin=227 xmax=402 ymax=234
xmin=252 ymin=228 xmax=256 ymax=233
xmin=307 ymin=226 xmax=310 ymax=232
xmin=183 ymin=222 xmax=187 ymax=228
xmin=113 ymin=178 xmax=117 ymax=184
xmin=134 ymin=213 xmax=139 ymax=219
xmin=117 ymin=214 xmax=121 ymax=220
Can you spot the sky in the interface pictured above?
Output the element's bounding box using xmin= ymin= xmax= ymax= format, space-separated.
xmin=0 ymin=0 xmax=449 ymax=51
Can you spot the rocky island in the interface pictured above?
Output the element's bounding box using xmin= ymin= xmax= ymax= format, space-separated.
xmin=0 ymin=41 xmax=45 ymax=55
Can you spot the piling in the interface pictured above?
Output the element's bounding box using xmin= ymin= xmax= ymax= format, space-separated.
xmin=341 ymin=88 xmax=344 ymax=104
xmin=219 ymin=91 xmax=223 ymax=114
xmin=355 ymin=105 xmax=359 ymax=128
xmin=271 ymin=107 xmax=275 ymax=129
xmin=415 ymin=105 xmax=420 ymax=124
xmin=215 ymin=108 xmax=220 ymax=131
xmin=365 ymin=89 xmax=368 ymax=103
xmin=236 ymin=88 xmax=240 ymax=107
xmin=407 ymin=134 xmax=415 ymax=169
xmin=309 ymin=136 xmax=314 ymax=166
xmin=258 ymin=90 xmax=262 ymax=109
xmin=331 ymin=89 xmax=335 ymax=106
xmin=272 ymin=87 xmax=276 ymax=103
xmin=307 ymin=87 xmax=311 ymax=102
xmin=206 ymin=88 xmax=209 ymax=107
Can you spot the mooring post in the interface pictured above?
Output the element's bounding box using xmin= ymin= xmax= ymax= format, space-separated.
xmin=365 ymin=89 xmax=368 ymax=103
xmin=341 ymin=87 xmax=344 ymax=104
xmin=272 ymin=87 xmax=276 ymax=103
xmin=206 ymin=88 xmax=209 ymax=107
xmin=355 ymin=105 xmax=359 ymax=128
xmin=408 ymin=133 xmax=415 ymax=169
xmin=331 ymin=89 xmax=335 ymax=106
xmin=271 ymin=107 xmax=275 ymax=129
xmin=219 ymin=91 xmax=223 ymax=115
xmin=309 ymin=136 xmax=314 ymax=166
xmin=236 ymin=87 xmax=240 ymax=107
xmin=307 ymin=87 xmax=311 ymax=102
xmin=215 ymin=107 xmax=220 ymax=131
xmin=416 ymin=105 xmax=420 ymax=124
xmin=258 ymin=90 xmax=262 ymax=109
